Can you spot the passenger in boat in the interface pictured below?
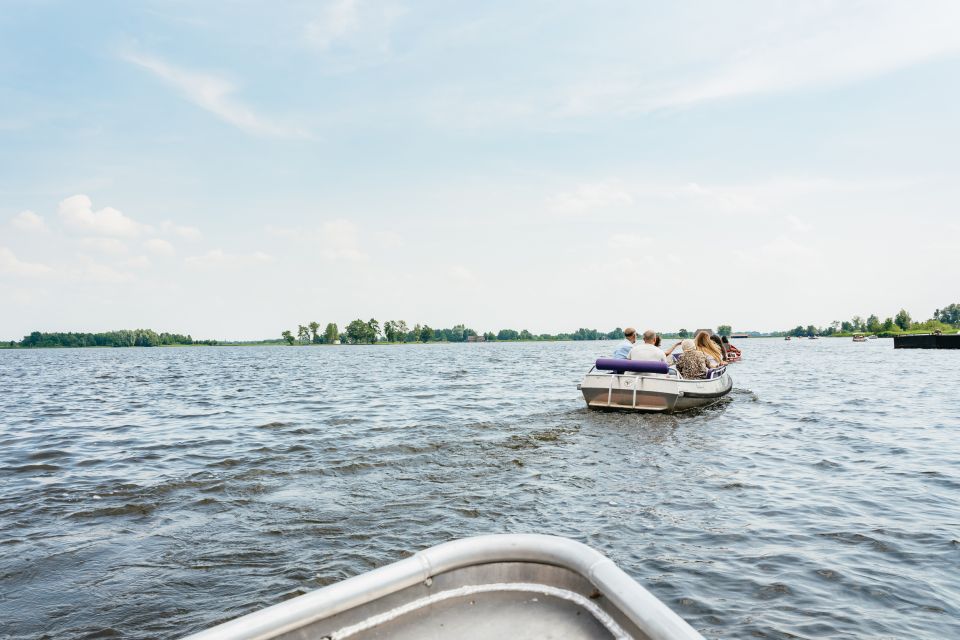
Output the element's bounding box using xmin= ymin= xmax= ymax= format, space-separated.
xmin=695 ymin=331 xmax=725 ymax=367
xmin=628 ymin=329 xmax=669 ymax=363
xmin=613 ymin=327 xmax=638 ymax=359
xmin=721 ymin=335 xmax=741 ymax=358
xmin=676 ymin=339 xmax=707 ymax=379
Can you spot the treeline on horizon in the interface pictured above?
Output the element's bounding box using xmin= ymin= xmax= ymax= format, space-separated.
xmin=779 ymin=303 xmax=960 ymax=337
xmin=6 ymin=303 xmax=956 ymax=349
xmin=6 ymin=329 xmax=218 ymax=349
xmin=280 ymin=320 xmax=741 ymax=345
xmin=280 ymin=320 xmax=631 ymax=345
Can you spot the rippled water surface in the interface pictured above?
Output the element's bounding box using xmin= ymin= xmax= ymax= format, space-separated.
xmin=1 ymin=340 xmax=958 ymax=639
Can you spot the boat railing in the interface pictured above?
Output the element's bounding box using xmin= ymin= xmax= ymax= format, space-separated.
xmin=181 ymin=534 xmax=704 ymax=640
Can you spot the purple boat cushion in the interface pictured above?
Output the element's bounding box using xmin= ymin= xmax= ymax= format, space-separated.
xmin=595 ymin=358 xmax=670 ymax=374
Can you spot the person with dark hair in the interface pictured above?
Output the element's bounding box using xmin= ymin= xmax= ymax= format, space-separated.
xmin=612 ymin=327 xmax=637 ymax=359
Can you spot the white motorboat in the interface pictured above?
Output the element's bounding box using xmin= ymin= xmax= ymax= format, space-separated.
xmin=182 ymin=534 xmax=703 ymax=640
xmin=579 ymin=359 xmax=732 ymax=413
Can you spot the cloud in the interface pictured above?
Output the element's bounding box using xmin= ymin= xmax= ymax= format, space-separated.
xmin=449 ymin=265 xmax=476 ymax=282
xmin=305 ymin=0 xmax=361 ymax=50
xmin=548 ymin=181 xmax=634 ymax=214
xmin=268 ymin=220 xmax=370 ymax=262
xmin=78 ymin=237 xmax=129 ymax=255
xmin=787 ymin=215 xmax=812 ymax=233
xmin=0 ymin=247 xmax=53 ymax=277
xmin=125 ymin=256 xmax=151 ymax=269
xmin=124 ymin=52 xmax=308 ymax=138
xmin=317 ymin=220 xmax=367 ymax=262
xmin=161 ymin=221 xmax=202 ymax=241
xmin=584 ymin=3 xmax=960 ymax=117
xmin=144 ymin=238 xmax=177 ymax=256
xmin=185 ymin=249 xmax=274 ymax=268
xmin=608 ymin=234 xmax=654 ymax=250
xmin=657 ymin=3 xmax=960 ymax=109
xmin=11 ymin=210 xmax=48 ymax=233
xmin=75 ymin=261 xmax=135 ymax=284
xmin=58 ymin=195 xmax=150 ymax=237
xmin=303 ymin=0 xmax=406 ymax=70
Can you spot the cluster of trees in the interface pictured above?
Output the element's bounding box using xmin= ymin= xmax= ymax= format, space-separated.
xmin=783 ymin=303 xmax=960 ymax=337
xmin=282 ymin=322 xmax=340 ymax=345
xmin=9 ymin=330 xmax=217 ymax=348
xmin=280 ymin=321 xmax=643 ymax=345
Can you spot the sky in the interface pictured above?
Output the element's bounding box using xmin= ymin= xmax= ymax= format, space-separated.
xmin=2 ymin=0 xmax=959 ymax=340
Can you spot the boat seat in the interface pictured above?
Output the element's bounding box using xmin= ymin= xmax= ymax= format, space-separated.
xmin=595 ymin=358 xmax=670 ymax=375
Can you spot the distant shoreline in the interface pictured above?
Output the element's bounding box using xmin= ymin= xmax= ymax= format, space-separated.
xmin=0 ymin=334 xmax=916 ymax=350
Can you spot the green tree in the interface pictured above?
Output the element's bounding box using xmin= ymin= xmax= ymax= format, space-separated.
xmin=882 ymin=317 xmax=896 ymax=332
xmin=407 ymin=324 xmax=422 ymax=343
xmin=717 ymin=325 xmax=732 ymax=337
xmin=497 ymin=329 xmax=519 ymax=341
xmin=367 ymin=318 xmax=381 ymax=343
xmin=420 ymin=325 xmax=434 ymax=342
xmin=866 ymin=315 xmax=881 ymax=333
xmin=519 ymin=329 xmax=533 ymax=340
xmin=345 ymin=319 xmax=370 ymax=344
xmin=894 ymin=308 xmax=911 ymax=330
xmin=297 ymin=324 xmax=310 ymax=344
xmin=678 ymin=328 xmax=689 ymax=338
xmin=383 ymin=320 xmax=398 ymax=343
xmin=934 ymin=303 xmax=959 ymax=325
xmin=308 ymin=321 xmax=320 ymax=343
xmin=806 ymin=325 xmax=817 ymax=337
xmin=281 ymin=330 xmax=295 ymax=346
xmin=483 ymin=331 xmax=496 ymax=341
xmin=851 ymin=316 xmax=864 ymax=332
xmin=324 ymin=323 xmax=339 ymax=344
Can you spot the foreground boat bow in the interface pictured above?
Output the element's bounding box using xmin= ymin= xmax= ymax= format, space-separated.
xmin=182 ymin=534 xmax=703 ymax=640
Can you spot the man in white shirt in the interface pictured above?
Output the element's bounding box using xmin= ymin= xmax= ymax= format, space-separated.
xmin=628 ymin=329 xmax=668 ymax=363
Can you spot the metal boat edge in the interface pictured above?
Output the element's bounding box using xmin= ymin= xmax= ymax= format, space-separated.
xmin=181 ymin=534 xmax=704 ymax=640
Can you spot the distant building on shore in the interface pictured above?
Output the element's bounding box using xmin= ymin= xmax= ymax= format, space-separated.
xmin=467 ymin=335 xmax=486 ymax=342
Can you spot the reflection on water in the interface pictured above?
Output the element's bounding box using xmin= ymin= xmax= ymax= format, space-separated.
xmin=1 ymin=339 xmax=958 ymax=639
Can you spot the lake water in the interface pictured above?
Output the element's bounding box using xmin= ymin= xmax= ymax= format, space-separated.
xmin=1 ymin=339 xmax=958 ymax=639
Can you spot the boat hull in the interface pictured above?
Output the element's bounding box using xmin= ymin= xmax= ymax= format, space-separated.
xmin=579 ymin=371 xmax=732 ymax=413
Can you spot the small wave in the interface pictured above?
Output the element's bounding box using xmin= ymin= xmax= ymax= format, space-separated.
xmin=4 ymin=463 xmax=61 ymax=473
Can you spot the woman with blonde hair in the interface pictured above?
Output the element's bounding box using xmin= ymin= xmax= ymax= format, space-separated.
xmin=695 ymin=331 xmax=725 ymax=367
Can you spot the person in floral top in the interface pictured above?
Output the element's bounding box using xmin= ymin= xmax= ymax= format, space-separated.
xmin=676 ymin=339 xmax=708 ymax=379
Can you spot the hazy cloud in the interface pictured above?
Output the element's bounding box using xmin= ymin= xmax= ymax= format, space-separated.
xmin=124 ymin=52 xmax=308 ymax=138
xmin=0 ymin=247 xmax=53 ymax=277
xmin=548 ymin=181 xmax=634 ymax=214
xmin=144 ymin=238 xmax=177 ymax=256
xmin=58 ymin=195 xmax=150 ymax=237
xmin=185 ymin=249 xmax=274 ymax=268
xmin=161 ymin=221 xmax=202 ymax=241
xmin=11 ymin=210 xmax=48 ymax=233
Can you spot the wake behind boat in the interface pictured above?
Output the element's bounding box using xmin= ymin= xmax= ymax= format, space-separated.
xmin=579 ymin=359 xmax=732 ymax=413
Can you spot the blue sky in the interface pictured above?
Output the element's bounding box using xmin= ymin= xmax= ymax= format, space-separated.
xmin=2 ymin=1 xmax=959 ymax=340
